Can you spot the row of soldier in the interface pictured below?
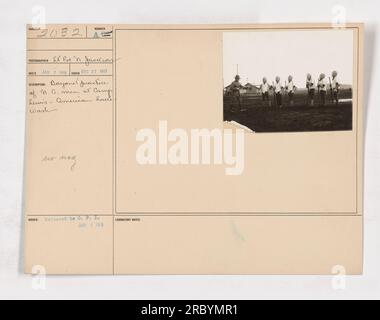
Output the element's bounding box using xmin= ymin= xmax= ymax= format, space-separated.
xmin=229 ymin=71 xmax=340 ymax=111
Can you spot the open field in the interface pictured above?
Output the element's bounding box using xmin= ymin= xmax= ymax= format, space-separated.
xmin=223 ymin=88 xmax=353 ymax=132
xmin=224 ymin=102 xmax=352 ymax=132
xmin=224 ymin=87 xmax=352 ymax=108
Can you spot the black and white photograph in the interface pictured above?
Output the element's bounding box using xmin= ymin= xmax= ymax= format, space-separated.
xmin=223 ymin=29 xmax=354 ymax=132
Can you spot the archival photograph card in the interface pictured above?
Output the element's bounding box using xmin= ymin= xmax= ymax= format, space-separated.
xmin=24 ymin=24 xmax=363 ymax=275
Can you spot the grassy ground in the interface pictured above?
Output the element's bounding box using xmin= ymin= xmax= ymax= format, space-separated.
xmin=223 ymin=102 xmax=353 ymax=132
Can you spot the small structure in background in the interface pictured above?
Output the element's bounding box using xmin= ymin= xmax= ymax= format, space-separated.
xmin=224 ymin=82 xmax=260 ymax=96
xmin=243 ymin=83 xmax=260 ymax=94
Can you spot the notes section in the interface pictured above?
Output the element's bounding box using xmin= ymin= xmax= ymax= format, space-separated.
xmin=24 ymin=25 xmax=114 ymax=274
xmin=25 ymin=215 xmax=113 ymax=274
xmin=25 ymin=26 xmax=113 ymax=215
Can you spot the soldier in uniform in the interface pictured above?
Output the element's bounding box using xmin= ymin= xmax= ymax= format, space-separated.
xmin=230 ymin=75 xmax=243 ymax=112
xmin=274 ymin=76 xmax=283 ymax=108
xmin=260 ymin=77 xmax=271 ymax=107
xmin=331 ymin=70 xmax=340 ymax=105
xmin=306 ymin=73 xmax=316 ymax=106
xmin=317 ymin=73 xmax=327 ymax=106
xmin=286 ymin=75 xmax=296 ymax=106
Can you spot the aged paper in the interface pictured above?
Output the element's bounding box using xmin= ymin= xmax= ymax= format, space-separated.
xmin=24 ymin=24 xmax=363 ymax=275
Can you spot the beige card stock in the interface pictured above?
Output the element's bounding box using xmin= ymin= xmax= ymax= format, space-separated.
xmin=24 ymin=24 xmax=363 ymax=275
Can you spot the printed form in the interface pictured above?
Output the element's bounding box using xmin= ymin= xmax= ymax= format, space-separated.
xmin=24 ymin=24 xmax=363 ymax=275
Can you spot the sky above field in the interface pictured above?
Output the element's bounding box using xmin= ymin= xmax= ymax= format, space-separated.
xmin=223 ymin=29 xmax=354 ymax=88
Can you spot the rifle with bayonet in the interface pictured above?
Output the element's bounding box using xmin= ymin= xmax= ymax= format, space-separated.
xmin=329 ymin=77 xmax=333 ymax=104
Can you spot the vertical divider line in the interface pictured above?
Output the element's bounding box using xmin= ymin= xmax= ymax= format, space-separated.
xmin=112 ymin=26 xmax=115 ymax=275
